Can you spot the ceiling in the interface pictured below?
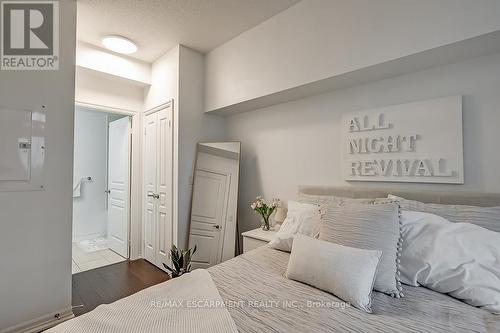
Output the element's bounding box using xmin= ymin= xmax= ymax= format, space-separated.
xmin=77 ymin=0 xmax=300 ymax=63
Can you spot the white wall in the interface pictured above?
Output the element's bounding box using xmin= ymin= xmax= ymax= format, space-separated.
xmin=75 ymin=42 xmax=149 ymax=113
xmin=143 ymin=46 xmax=179 ymax=111
xmin=143 ymin=45 xmax=226 ymax=250
xmin=76 ymin=42 xmax=226 ymax=253
xmin=72 ymin=109 xmax=108 ymax=241
xmin=227 ymin=52 xmax=500 ymax=233
xmin=75 ymin=67 xmax=144 ymax=112
xmin=76 ymin=41 xmax=151 ymax=85
xmin=177 ymin=46 xmax=226 ymax=249
xmin=142 ymin=46 xmax=180 ymax=250
xmin=0 ymin=0 xmax=76 ymax=330
xmin=205 ymin=0 xmax=500 ymax=111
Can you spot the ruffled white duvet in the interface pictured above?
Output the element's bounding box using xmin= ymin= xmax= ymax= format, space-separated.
xmin=400 ymin=211 xmax=500 ymax=314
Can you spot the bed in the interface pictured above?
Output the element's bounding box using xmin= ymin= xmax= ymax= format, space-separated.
xmin=210 ymin=246 xmax=499 ymax=333
xmin=208 ymin=186 xmax=500 ymax=332
xmin=47 ymin=187 xmax=500 ymax=333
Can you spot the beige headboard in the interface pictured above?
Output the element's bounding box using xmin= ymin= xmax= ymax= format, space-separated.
xmin=298 ymin=186 xmax=500 ymax=207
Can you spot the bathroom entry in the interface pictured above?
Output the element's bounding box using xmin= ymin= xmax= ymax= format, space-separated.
xmin=72 ymin=107 xmax=131 ymax=274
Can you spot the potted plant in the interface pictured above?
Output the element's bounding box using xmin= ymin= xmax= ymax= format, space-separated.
xmin=162 ymin=244 xmax=197 ymax=278
xmin=250 ymin=196 xmax=280 ymax=231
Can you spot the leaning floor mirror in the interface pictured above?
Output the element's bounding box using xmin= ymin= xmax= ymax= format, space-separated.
xmin=188 ymin=142 xmax=241 ymax=269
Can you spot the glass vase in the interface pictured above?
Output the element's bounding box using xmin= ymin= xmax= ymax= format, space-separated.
xmin=261 ymin=216 xmax=271 ymax=231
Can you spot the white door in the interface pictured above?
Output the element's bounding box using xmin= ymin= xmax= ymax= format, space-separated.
xmin=107 ymin=116 xmax=131 ymax=258
xmin=155 ymin=108 xmax=173 ymax=267
xmin=143 ymin=105 xmax=173 ymax=270
xmin=143 ymin=112 xmax=157 ymax=264
xmin=189 ymin=169 xmax=230 ymax=269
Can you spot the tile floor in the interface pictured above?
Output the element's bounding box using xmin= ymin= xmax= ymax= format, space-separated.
xmin=72 ymin=244 xmax=126 ymax=274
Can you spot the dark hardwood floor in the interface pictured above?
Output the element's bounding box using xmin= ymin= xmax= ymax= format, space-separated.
xmin=72 ymin=259 xmax=169 ymax=316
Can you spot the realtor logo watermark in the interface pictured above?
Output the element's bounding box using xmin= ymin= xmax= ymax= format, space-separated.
xmin=1 ymin=0 xmax=59 ymax=70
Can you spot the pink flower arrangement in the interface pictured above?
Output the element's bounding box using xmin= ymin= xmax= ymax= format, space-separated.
xmin=250 ymin=196 xmax=280 ymax=231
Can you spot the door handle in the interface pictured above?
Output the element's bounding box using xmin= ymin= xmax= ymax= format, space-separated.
xmin=105 ymin=190 xmax=111 ymax=194
xmin=213 ymin=225 xmax=221 ymax=230
xmin=147 ymin=193 xmax=160 ymax=199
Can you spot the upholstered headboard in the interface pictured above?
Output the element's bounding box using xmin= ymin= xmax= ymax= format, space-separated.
xmin=298 ymin=186 xmax=500 ymax=207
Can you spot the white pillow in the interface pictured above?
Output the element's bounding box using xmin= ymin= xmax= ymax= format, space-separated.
xmin=389 ymin=194 xmax=500 ymax=233
xmin=268 ymin=201 xmax=321 ymax=252
xmin=286 ymin=234 xmax=381 ymax=313
xmin=400 ymin=211 xmax=500 ymax=314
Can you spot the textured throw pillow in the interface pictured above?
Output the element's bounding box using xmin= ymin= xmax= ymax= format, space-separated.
xmin=298 ymin=192 xmax=341 ymax=206
xmin=400 ymin=211 xmax=500 ymax=314
xmin=286 ymin=234 xmax=381 ymax=313
xmin=340 ymin=198 xmax=377 ymax=206
xmin=268 ymin=201 xmax=321 ymax=252
xmin=298 ymin=192 xmax=375 ymax=207
xmin=389 ymin=194 xmax=500 ymax=233
xmin=320 ymin=202 xmax=403 ymax=297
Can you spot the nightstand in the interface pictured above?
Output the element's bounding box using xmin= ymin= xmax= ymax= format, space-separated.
xmin=242 ymin=228 xmax=276 ymax=253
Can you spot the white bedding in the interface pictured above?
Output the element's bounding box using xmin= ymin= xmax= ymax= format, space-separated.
xmin=46 ymin=269 xmax=237 ymax=333
xmin=268 ymin=200 xmax=321 ymax=252
xmin=400 ymin=211 xmax=500 ymax=314
xmin=211 ymin=246 xmax=500 ymax=332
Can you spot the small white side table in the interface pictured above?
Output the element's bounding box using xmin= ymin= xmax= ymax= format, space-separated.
xmin=242 ymin=228 xmax=276 ymax=253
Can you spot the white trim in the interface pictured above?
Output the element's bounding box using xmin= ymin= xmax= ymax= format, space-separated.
xmin=0 ymin=308 xmax=74 ymax=333
xmin=171 ymin=99 xmax=178 ymax=248
xmin=129 ymin=111 xmax=142 ymax=260
xmin=75 ymin=101 xmax=137 ymax=115
xmin=144 ymin=100 xmax=172 ymax=116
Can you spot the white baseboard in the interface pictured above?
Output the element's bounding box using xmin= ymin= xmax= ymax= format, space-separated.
xmin=0 ymin=308 xmax=74 ymax=333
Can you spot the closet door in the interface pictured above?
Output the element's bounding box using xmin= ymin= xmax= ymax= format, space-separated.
xmin=142 ymin=104 xmax=173 ymax=271
xmin=143 ymin=112 xmax=158 ymax=265
xmin=154 ymin=107 xmax=173 ymax=268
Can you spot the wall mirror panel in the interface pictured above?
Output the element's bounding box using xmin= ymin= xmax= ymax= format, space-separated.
xmin=188 ymin=142 xmax=241 ymax=269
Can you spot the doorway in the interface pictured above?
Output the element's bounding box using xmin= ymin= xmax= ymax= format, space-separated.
xmin=72 ymin=107 xmax=131 ymax=273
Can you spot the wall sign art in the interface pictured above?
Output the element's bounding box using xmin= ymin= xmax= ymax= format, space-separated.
xmin=342 ymin=96 xmax=464 ymax=184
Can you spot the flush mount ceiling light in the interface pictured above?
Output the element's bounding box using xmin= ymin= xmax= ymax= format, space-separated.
xmin=102 ymin=35 xmax=138 ymax=54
